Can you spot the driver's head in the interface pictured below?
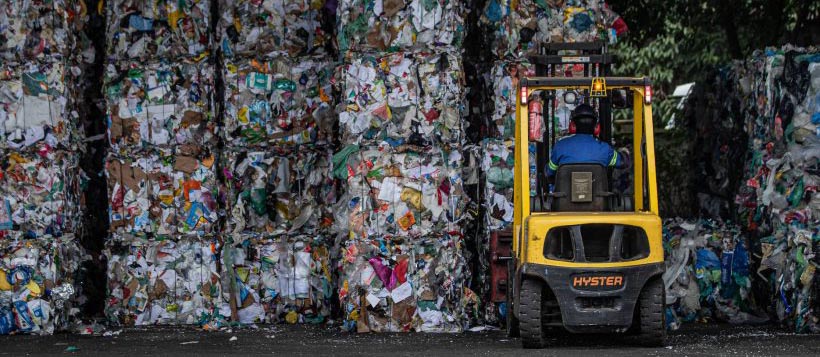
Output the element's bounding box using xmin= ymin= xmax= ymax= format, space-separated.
xmin=571 ymin=104 xmax=598 ymax=134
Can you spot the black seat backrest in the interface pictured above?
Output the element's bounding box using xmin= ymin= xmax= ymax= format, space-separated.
xmin=551 ymin=164 xmax=610 ymax=212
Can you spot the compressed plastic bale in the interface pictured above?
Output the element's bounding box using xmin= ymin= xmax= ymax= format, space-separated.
xmin=0 ymin=235 xmax=85 ymax=335
xmin=338 ymin=51 xmax=466 ymax=146
xmin=0 ymin=0 xmax=78 ymax=62
xmin=219 ymin=236 xmax=333 ymax=325
xmin=337 ymin=0 xmax=467 ymax=53
xmin=104 ymin=60 xmax=217 ymax=154
xmin=338 ymin=233 xmax=468 ymax=332
xmin=105 ymin=0 xmax=212 ymax=62
xmin=486 ymin=61 xmax=535 ymax=139
xmin=104 ymin=236 xmax=223 ymax=327
xmin=0 ymin=62 xmax=77 ymax=151
xmin=222 ymin=57 xmax=335 ymax=148
xmin=480 ymin=139 xmax=514 ymax=231
xmin=217 ymin=0 xmax=335 ymax=58
xmin=334 ymin=124 xmax=471 ymax=333
xmin=478 ymin=0 xmax=625 ymax=59
xmin=106 ymin=148 xmax=219 ymax=239
xmin=336 ymin=144 xmax=465 ymax=240
xmin=335 ymin=0 xmax=473 ymax=333
xmin=0 ymin=150 xmax=81 ymax=240
xmin=222 ymin=148 xmax=336 ymax=236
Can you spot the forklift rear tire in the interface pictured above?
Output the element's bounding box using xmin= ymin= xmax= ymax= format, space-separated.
xmin=637 ymin=277 xmax=666 ymax=347
xmin=519 ymin=279 xmax=546 ymax=348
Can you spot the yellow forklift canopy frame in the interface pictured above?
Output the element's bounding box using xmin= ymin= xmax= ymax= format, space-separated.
xmin=513 ymin=77 xmax=661 ymax=268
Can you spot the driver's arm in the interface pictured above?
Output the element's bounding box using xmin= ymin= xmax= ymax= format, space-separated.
xmin=546 ymin=144 xmax=561 ymax=177
xmin=607 ymin=145 xmax=629 ymax=169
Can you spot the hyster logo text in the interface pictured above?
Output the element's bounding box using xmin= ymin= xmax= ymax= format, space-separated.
xmin=572 ymin=275 xmax=623 ymax=288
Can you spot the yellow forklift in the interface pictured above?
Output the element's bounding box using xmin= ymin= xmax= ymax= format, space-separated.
xmin=505 ymin=42 xmax=665 ymax=348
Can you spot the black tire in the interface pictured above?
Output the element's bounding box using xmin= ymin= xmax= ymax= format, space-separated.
xmin=519 ymin=279 xmax=546 ymax=348
xmin=506 ymin=262 xmax=519 ymax=337
xmin=637 ymin=278 xmax=666 ymax=346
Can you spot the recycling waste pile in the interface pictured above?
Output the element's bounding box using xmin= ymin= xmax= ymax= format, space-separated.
xmin=215 ymin=0 xmax=340 ymax=326
xmin=337 ymin=0 xmax=468 ymax=53
xmin=105 ymin=0 xmax=212 ymax=61
xmin=1 ymin=0 xmax=817 ymax=337
xmin=662 ymin=219 xmax=765 ymax=331
xmin=663 ymin=46 xmax=819 ymax=333
xmin=102 ymin=0 xmax=223 ymax=328
xmin=335 ymin=0 xmax=476 ymax=330
xmin=219 ymin=148 xmax=337 ymax=325
xmin=732 ymin=47 xmax=820 ymax=332
xmin=220 ymin=56 xmax=336 ymax=148
xmin=217 ymin=0 xmax=335 ymax=57
xmin=0 ymin=0 xmax=87 ymax=335
xmin=478 ymin=0 xmax=628 ymax=58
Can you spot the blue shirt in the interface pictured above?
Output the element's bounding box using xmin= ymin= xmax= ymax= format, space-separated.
xmin=547 ymin=134 xmax=624 ymax=176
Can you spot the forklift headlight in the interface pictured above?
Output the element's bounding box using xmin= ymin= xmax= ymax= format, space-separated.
xmin=520 ymin=86 xmax=528 ymax=104
xmin=563 ymin=91 xmax=578 ymax=105
xmin=644 ymin=85 xmax=652 ymax=104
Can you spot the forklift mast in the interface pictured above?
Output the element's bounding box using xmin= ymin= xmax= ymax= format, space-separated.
xmin=489 ymin=41 xmax=617 ymax=309
xmin=528 ymin=41 xmax=615 ymax=211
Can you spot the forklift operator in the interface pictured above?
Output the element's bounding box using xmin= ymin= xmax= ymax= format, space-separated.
xmin=546 ymin=103 xmax=627 ymax=177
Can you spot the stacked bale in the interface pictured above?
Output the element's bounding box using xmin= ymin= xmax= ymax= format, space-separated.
xmin=335 ymin=1 xmax=474 ymax=332
xmin=0 ymin=0 xmax=87 ymax=334
xmin=102 ymin=0 xmax=222 ymax=327
xmin=215 ymin=0 xmax=338 ymax=325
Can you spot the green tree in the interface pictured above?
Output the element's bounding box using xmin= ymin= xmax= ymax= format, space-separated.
xmin=609 ymin=0 xmax=817 ymax=110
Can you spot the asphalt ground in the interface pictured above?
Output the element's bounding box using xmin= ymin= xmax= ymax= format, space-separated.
xmin=1 ymin=323 xmax=818 ymax=356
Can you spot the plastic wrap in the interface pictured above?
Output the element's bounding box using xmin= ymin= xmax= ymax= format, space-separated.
xmin=222 ymin=57 xmax=335 ymax=148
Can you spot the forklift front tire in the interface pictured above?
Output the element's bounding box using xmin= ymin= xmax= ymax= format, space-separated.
xmin=519 ymin=279 xmax=546 ymax=348
xmin=637 ymin=277 xmax=666 ymax=347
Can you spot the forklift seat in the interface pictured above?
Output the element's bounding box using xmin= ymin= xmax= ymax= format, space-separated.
xmin=549 ymin=164 xmax=614 ymax=212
